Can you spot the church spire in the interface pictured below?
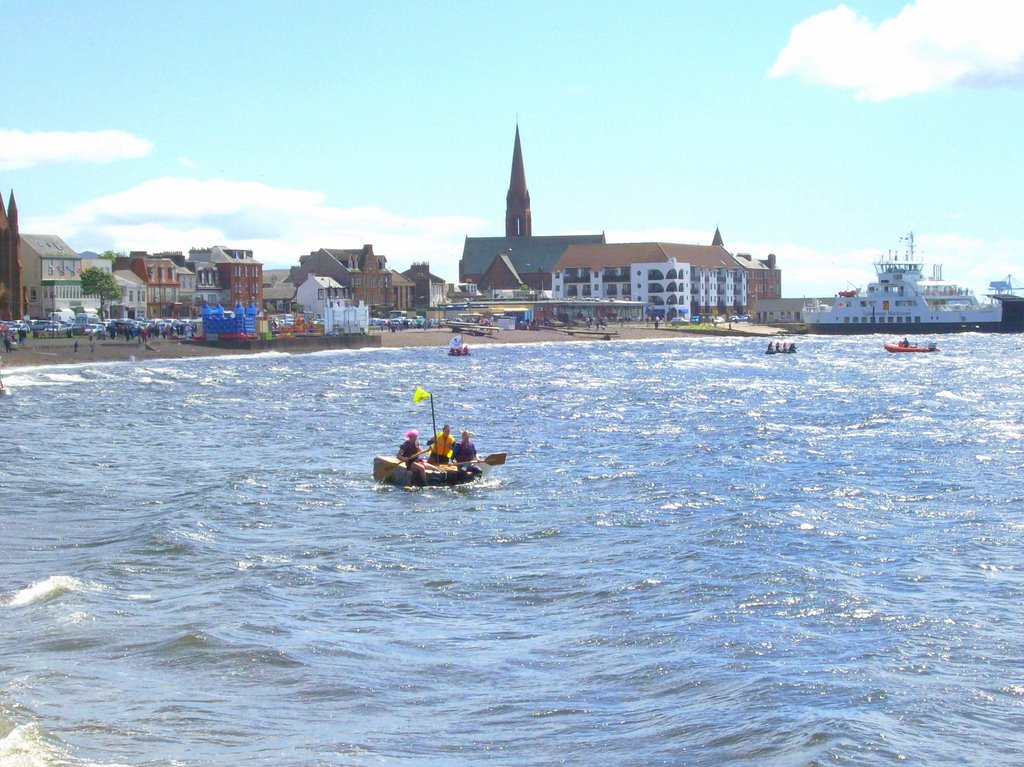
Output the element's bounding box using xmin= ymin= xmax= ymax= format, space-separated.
xmin=505 ymin=125 xmax=532 ymax=237
xmin=712 ymin=226 xmax=724 ymax=248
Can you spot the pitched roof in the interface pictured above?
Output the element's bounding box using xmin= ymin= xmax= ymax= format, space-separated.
xmin=113 ymin=269 xmax=145 ymax=286
xmin=484 ymin=253 xmax=523 ymax=285
xmin=461 ymin=233 xmax=605 ymax=276
xmin=390 ymin=270 xmax=415 ymax=287
xmin=19 ymin=234 xmax=79 ymax=258
xmin=733 ymin=253 xmax=770 ymax=271
xmin=303 ymin=274 xmax=343 ymax=289
xmin=556 ymin=242 xmax=743 ymax=271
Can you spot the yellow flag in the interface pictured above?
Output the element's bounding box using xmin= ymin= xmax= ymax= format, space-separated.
xmin=413 ymin=386 xmax=431 ymax=404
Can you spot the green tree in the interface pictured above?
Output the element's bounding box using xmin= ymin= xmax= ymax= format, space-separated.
xmin=99 ymin=250 xmax=125 ymax=261
xmin=80 ymin=267 xmax=122 ymax=320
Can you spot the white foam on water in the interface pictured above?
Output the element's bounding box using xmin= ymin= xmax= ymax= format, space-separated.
xmin=0 ymin=722 xmax=66 ymax=767
xmin=3 ymin=575 xmax=88 ymax=607
xmin=0 ymin=721 xmax=135 ymax=767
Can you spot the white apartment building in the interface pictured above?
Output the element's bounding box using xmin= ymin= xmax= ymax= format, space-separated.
xmin=552 ymin=242 xmax=749 ymax=319
xmin=110 ymin=269 xmax=148 ymax=319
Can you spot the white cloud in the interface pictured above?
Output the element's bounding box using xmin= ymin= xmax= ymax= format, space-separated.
xmin=770 ymin=1 xmax=1024 ymax=100
xmin=24 ymin=176 xmax=486 ymax=282
xmin=0 ymin=129 xmax=152 ymax=170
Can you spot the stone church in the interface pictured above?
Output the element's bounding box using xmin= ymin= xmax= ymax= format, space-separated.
xmin=459 ymin=127 xmax=604 ymax=294
xmin=0 ymin=189 xmax=25 ymax=321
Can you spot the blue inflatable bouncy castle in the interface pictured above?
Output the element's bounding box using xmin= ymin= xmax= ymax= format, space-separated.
xmin=199 ymin=301 xmax=258 ymax=340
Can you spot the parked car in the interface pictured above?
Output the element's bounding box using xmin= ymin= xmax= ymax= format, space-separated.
xmin=690 ymin=315 xmax=701 ymax=323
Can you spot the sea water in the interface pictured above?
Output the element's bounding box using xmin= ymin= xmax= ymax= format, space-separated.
xmin=1 ymin=334 xmax=1023 ymax=766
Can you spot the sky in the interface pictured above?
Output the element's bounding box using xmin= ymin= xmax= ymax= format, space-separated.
xmin=3 ymin=0 xmax=1024 ymax=298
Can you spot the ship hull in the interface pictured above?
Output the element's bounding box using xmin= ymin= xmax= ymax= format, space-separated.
xmin=804 ymin=320 xmax=1005 ymax=335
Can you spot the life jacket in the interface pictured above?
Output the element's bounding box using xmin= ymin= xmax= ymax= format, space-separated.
xmin=430 ymin=431 xmax=455 ymax=461
xmin=453 ymin=440 xmax=476 ymax=462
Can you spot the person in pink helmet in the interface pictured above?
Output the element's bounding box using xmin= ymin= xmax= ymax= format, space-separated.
xmin=397 ymin=429 xmax=427 ymax=487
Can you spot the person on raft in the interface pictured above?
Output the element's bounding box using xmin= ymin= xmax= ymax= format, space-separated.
xmin=451 ymin=429 xmax=481 ymax=479
xmin=426 ymin=423 xmax=455 ymax=465
xmin=397 ymin=429 xmax=427 ymax=487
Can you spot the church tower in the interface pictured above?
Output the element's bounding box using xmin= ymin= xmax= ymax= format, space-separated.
xmin=505 ymin=125 xmax=532 ymax=237
xmin=0 ymin=190 xmax=24 ymax=321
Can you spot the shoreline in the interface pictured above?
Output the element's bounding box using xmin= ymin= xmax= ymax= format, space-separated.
xmin=1 ymin=323 xmax=787 ymax=371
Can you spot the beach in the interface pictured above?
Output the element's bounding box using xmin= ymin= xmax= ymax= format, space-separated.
xmin=0 ymin=322 xmax=785 ymax=370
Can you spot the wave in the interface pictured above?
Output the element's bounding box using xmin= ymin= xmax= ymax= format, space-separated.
xmin=0 ymin=718 xmax=131 ymax=767
xmin=2 ymin=575 xmax=89 ymax=607
xmin=0 ymin=722 xmax=67 ymax=767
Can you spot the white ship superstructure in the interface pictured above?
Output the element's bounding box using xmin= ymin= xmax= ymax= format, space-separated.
xmin=804 ymin=233 xmax=1002 ymax=334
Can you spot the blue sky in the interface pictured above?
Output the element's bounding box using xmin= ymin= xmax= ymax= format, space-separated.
xmin=3 ymin=0 xmax=1023 ymax=298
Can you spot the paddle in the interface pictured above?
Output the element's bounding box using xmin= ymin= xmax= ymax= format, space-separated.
xmin=378 ymin=446 xmax=430 ymax=483
xmin=456 ymin=452 xmax=506 ymax=467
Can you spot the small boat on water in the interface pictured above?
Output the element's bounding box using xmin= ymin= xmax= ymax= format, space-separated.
xmin=765 ymin=343 xmax=796 ymax=355
xmin=884 ymin=340 xmax=939 ymax=353
xmin=373 ymin=452 xmax=506 ymax=487
xmin=448 ymin=334 xmax=470 ymax=356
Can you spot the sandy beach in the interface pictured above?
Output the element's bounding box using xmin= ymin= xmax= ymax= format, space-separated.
xmin=1 ymin=322 xmax=786 ymax=371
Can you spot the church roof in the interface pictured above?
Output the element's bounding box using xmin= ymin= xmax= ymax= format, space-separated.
xmin=461 ymin=233 xmax=605 ymax=277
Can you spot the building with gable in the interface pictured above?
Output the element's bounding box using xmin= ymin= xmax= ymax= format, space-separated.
xmin=402 ymin=262 xmax=447 ymax=308
xmin=552 ymin=235 xmax=750 ymax=319
xmin=110 ymin=269 xmax=148 ymax=319
xmin=292 ymin=245 xmax=395 ymax=310
xmin=733 ymin=251 xmax=782 ymax=310
xmin=262 ymin=269 xmax=295 ymax=314
xmin=0 ymin=190 xmax=25 ymax=320
xmin=460 ymin=126 xmax=605 ymax=294
xmin=187 ymin=246 xmax=263 ymax=312
xmin=114 ymin=252 xmax=182 ymax=318
xmin=295 ymin=273 xmax=346 ymax=317
xmin=19 ymin=234 xmax=95 ymax=319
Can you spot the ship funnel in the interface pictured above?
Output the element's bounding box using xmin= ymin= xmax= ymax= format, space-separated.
xmin=933 ymin=264 xmax=943 ymax=280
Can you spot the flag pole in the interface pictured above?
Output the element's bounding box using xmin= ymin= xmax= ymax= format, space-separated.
xmin=429 ymin=393 xmax=438 ymax=449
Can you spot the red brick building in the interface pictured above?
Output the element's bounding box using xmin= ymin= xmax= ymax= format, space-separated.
xmin=292 ymin=245 xmax=392 ymax=309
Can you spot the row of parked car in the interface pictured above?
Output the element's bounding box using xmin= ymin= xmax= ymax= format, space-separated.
xmin=1 ymin=317 xmax=199 ymax=339
xmin=1 ymin=319 xmax=72 ymax=338
xmin=668 ymin=314 xmax=751 ymax=325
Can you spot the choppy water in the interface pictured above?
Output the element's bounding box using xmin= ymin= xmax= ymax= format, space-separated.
xmin=2 ymin=334 xmax=1023 ymax=766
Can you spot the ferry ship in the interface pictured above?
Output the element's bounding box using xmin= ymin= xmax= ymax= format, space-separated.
xmin=803 ymin=233 xmax=1003 ymax=334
